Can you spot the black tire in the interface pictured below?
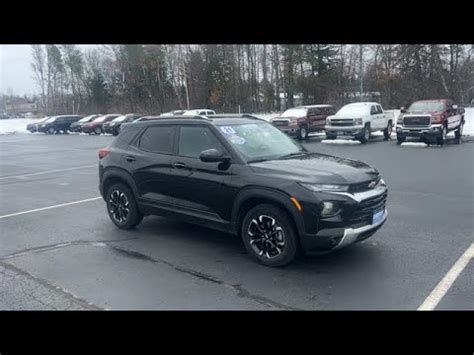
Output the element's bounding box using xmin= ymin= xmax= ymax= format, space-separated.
xmin=113 ymin=127 xmax=120 ymax=136
xmin=383 ymin=120 xmax=392 ymax=140
xmin=297 ymin=125 xmax=309 ymax=141
xmin=454 ymin=120 xmax=464 ymax=144
xmin=325 ymin=132 xmax=337 ymax=140
xmin=396 ymin=134 xmax=405 ymax=145
xmin=47 ymin=127 xmax=56 ymax=135
xmin=359 ymin=123 xmax=370 ymax=143
xmin=241 ymin=203 xmax=299 ymax=267
xmin=437 ymin=123 xmax=447 ymax=146
xmin=94 ymin=127 xmax=102 ymax=135
xmin=105 ymin=183 xmax=144 ymax=229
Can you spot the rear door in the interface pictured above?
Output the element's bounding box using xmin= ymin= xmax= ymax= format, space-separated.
xmin=376 ymin=104 xmax=388 ymax=129
xmin=308 ymin=108 xmax=325 ymax=132
xmin=167 ymin=124 xmax=233 ymax=222
xmin=130 ymin=124 xmax=177 ymax=207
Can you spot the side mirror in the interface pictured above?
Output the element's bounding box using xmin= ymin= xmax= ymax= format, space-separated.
xmin=452 ymin=105 xmax=458 ymax=110
xmin=199 ymin=149 xmax=230 ymax=163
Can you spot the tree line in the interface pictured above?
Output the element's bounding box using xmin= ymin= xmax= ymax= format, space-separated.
xmin=30 ymin=44 xmax=474 ymax=115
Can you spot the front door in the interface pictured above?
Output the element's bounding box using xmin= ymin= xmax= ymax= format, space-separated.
xmin=168 ymin=125 xmax=233 ymax=222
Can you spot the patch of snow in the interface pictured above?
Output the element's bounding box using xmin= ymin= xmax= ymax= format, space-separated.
xmin=252 ymin=113 xmax=281 ymax=121
xmin=321 ymin=139 xmax=361 ymax=145
xmin=400 ymin=142 xmax=428 ymax=147
xmin=0 ymin=118 xmax=43 ymax=135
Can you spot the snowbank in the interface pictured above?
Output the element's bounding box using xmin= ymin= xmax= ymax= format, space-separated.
xmin=0 ymin=119 xmax=42 ymax=135
xmin=321 ymin=139 xmax=361 ymax=145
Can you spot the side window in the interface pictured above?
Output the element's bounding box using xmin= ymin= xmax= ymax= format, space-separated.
xmin=56 ymin=118 xmax=65 ymax=123
xmin=178 ymin=126 xmax=225 ymax=158
xmin=139 ymin=125 xmax=175 ymax=154
xmin=377 ymin=105 xmax=383 ymax=114
xmin=370 ymin=105 xmax=378 ymax=115
xmin=313 ymin=108 xmax=322 ymax=116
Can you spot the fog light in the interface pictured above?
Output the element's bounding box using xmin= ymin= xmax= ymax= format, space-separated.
xmin=321 ymin=201 xmax=341 ymax=217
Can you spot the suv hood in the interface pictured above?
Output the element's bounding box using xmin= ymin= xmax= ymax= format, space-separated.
xmin=249 ymin=153 xmax=379 ymax=185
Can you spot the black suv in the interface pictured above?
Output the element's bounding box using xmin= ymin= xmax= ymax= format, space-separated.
xmin=99 ymin=115 xmax=388 ymax=266
xmin=38 ymin=115 xmax=83 ymax=134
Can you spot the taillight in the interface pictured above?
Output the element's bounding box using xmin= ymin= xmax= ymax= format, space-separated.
xmin=98 ymin=148 xmax=110 ymax=159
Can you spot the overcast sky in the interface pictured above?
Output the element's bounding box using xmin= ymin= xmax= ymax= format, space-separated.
xmin=0 ymin=45 xmax=98 ymax=96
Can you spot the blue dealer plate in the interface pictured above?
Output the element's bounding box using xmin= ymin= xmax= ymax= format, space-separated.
xmin=372 ymin=209 xmax=384 ymax=225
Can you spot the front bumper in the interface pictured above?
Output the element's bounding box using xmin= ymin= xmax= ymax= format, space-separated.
xmin=299 ymin=185 xmax=388 ymax=253
xmin=274 ymin=125 xmax=299 ymax=136
xmin=325 ymin=125 xmax=364 ymax=137
xmin=103 ymin=125 xmax=116 ymax=134
xmin=396 ymin=124 xmax=442 ymax=139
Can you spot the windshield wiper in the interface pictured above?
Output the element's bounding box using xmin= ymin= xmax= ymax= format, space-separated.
xmin=277 ymin=152 xmax=307 ymax=160
xmin=247 ymin=158 xmax=271 ymax=163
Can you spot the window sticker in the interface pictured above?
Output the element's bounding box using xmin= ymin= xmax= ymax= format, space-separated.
xmin=220 ymin=126 xmax=236 ymax=135
xmin=229 ymin=135 xmax=246 ymax=145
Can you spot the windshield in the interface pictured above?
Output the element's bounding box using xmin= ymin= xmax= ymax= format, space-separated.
xmin=79 ymin=115 xmax=97 ymax=123
xmin=408 ymin=101 xmax=445 ymax=112
xmin=280 ymin=108 xmax=307 ymax=118
xmin=93 ymin=116 xmax=107 ymax=123
xmin=218 ymin=122 xmax=304 ymax=162
xmin=44 ymin=116 xmax=57 ymax=123
xmin=336 ymin=104 xmax=369 ymax=116
xmin=112 ymin=115 xmax=127 ymax=123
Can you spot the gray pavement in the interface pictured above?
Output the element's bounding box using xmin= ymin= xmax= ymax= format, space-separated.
xmin=0 ymin=133 xmax=472 ymax=310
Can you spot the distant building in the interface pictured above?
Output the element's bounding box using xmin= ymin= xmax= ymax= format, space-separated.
xmin=343 ymin=91 xmax=381 ymax=103
xmin=5 ymin=101 xmax=39 ymax=115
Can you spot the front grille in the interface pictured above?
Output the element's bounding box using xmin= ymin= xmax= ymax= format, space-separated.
xmin=272 ymin=120 xmax=289 ymax=127
xmin=349 ymin=191 xmax=387 ymax=225
xmin=349 ymin=178 xmax=379 ymax=193
xmin=331 ymin=119 xmax=354 ymax=127
xmin=403 ymin=116 xmax=430 ymax=127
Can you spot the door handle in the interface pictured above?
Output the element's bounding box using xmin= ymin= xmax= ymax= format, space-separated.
xmin=172 ymin=162 xmax=186 ymax=169
xmin=125 ymin=155 xmax=136 ymax=162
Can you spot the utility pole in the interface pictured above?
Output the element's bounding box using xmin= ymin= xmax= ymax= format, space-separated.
xmin=359 ymin=45 xmax=363 ymax=102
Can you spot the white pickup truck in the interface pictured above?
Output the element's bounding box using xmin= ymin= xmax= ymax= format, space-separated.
xmin=325 ymin=102 xmax=395 ymax=143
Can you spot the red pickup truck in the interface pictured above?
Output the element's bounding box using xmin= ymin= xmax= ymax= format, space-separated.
xmin=270 ymin=105 xmax=337 ymax=140
xmin=396 ymin=99 xmax=465 ymax=146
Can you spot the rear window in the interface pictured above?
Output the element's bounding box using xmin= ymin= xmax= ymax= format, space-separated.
xmin=139 ymin=125 xmax=175 ymax=154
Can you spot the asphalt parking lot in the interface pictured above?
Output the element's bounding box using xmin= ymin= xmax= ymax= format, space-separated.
xmin=0 ymin=132 xmax=473 ymax=310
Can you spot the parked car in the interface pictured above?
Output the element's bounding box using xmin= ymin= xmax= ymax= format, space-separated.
xmin=133 ymin=116 xmax=163 ymax=123
xmin=271 ymin=105 xmax=337 ymax=140
xmin=70 ymin=114 xmax=102 ymax=133
xmin=396 ymin=99 xmax=465 ymax=145
xmin=325 ymin=102 xmax=394 ymax=143
xmin=81 ymin=114 xmax=121 ymax=134
xmin=160 ymin=110 xmax=186 ymax=116
xmin=98 ymin=115 xmax=388 ymax=266
xmin=103 ymin=113 xmax=142 ymax=136
xmin=183 ymin=109 xmax=216 ymax=116
xmin=26 ymin=117 xmax=50 ymax=133
xmin=37 ymin=115 xmax=83 ymax=134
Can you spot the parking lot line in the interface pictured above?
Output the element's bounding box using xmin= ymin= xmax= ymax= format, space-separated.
xmin=0 ymin=197 xmax=102 ymax=220
xmin=0 ymin=165 xmax=96 ymax=180
xmin=418 ymin=243 xmax=474 ymax=311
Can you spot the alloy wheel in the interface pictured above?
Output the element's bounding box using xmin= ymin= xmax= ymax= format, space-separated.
xmin=247 ymin=215 xmax=285 ymax=259
xmin=108 ymin=190 xmax=130 ymax=223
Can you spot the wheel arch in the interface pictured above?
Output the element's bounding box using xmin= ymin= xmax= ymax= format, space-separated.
xmin=101 ymin=168 xmax=139 ymax=200
xmin=230 ymin=187 xmax=304 ymax=239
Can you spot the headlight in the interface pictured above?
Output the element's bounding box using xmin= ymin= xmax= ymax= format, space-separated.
xmin=321 ymin=201 xmax=342 ymax=217
xmin=300 ymin=183 xmax=349 ymax=192
xmin=290 ymin=118 xmax=298 ymax=125
xmin=354 ymin=118 xmax=363 ymax=125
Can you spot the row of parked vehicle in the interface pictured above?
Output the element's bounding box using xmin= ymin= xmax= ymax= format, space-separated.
xmin=269 ymin=99 xmax=466 ymax=146
xmin=26 ymin=109 xmax=219 ymax=136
